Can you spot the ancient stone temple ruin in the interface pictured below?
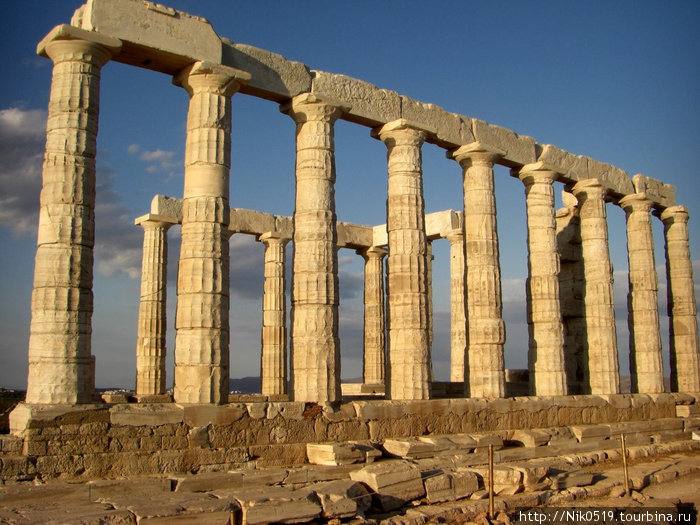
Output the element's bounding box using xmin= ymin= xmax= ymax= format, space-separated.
xmin=4 ymin=0 xmax=700 ymax=486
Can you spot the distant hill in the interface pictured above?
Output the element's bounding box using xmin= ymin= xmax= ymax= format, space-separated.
xmin=229 ymin=377 xmax=261 ymax=394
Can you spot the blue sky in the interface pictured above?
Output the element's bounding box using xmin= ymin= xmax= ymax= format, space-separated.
xmin=1 ymin=1 xmax=699 ymax=390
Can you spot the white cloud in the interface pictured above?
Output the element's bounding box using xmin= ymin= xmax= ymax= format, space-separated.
xmin=140 ymin=149 xmax=174 ymax=163
xmin=127 ymin=144 xmax=140 ymax=154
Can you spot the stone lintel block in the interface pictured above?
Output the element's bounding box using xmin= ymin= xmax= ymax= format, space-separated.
xmin=633 ymin=174 xmax=676 ymax=209
xmin=372 ymin=224 xmax=388 ymax=247
xmin=150 ymin=195 xmax=182 ymax=222
xmin=312 ymin=70 xmax=400 ymax=126
xmin=470 ymin=119 xmax=536 ymax=167
xmin=349 ymin=460 xmax=425 ymax=511
xmin=9 ymin=403 xmax=109 ymax=434
xmin=229 ymin=208 xmax=277 ymax=236
xmin=111 ymin=404 xmax=183 ymax=426
xmin=73 ymin=0 xmax=219 ymax=74
xmin=400 ymin=96 xmax=474 ymax=148
xmin=182 ymin=404 xmax=246 ymax=426
xmin=223 ymin=42 xmax=312 ymax=102
xmin=38 ymin=23 xmax=122 ymax=57
xmin=337 ymin=222 xmax=373 ymax=249
xmin=425 ymin=210 xmax=461 ymax=241
xmin=584 ymin=157 xmax=634 ymax=197
xmin=536 ymin=144 xmax=588 ymax=183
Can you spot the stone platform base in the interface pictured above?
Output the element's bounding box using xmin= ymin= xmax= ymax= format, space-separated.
xmin=3 ymin=393 xmax=699 ymax=481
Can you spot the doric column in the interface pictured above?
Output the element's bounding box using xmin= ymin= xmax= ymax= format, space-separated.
xmin=281 ymin=94 xmax=345 ymax=402
xmin=517 ymin=164 xmax=567 ymax=396
xmin=134 ymin=215 xmax=173 ymax=396
xmin=426 ymin=240 xmax=435 ymax=383
xmin=173 ymin=62 xmax=250 ymax=404
xmin=659 ymin=206 xmax=700 ymax=392
xmin=449 ymin=142 xmax=506 ymax=398
xmin=259 ymin=232 xmax=289 ymax=396
xmin=372 ymin=119 xmax=431 ymax=400
xmin=445 ymin=229 xmax=467 ymax=384
xmin=620 ymin=194 xmax=664 ymax=393
xmin=571 ymin=179 xmax=620 ymax=394
xmin=26 ymin=27 xmax=121 ymax=404
xmin=358 ymin=246 xmax=387 ymax=387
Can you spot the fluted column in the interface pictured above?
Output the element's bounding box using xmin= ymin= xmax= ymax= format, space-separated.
xmin=517 ymin=164 xmax=567 ymax=396
xmin=445 ymin=229 xmax=467 ymax=383
xmin=659 ymin=206 xmax=700 ymax=392
xmin=135 ymin=215 xmax=173 ymax=396
xmin=281 ymin=94 xmax=345 ymax=402
xmin=620 ymin=194 xmax=664 ymax=393
xmin=173 ymin=61 xmax=250 ymax=404
xmin=259 ymin=232 xmax=290 ymax=396
xmin=358 ymin=247 xmax=387 ymax=387
xmin=572 ymin=179 xmax=619 ymax=394
xmin=26 ymin=27 xmax=121 ymax=404
xmin=450 ymin=143 xmax=506 ymax=398
xmin=373 ymin=119 xmax=431 ymax=400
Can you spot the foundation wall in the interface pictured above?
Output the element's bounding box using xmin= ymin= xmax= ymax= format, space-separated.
xmin=4 ymin=393 xmax=695 ymax=480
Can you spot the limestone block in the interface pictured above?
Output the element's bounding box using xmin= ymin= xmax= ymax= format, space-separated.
xmin=424 ymin=470 xmax=478 ymax=503
xmin=471 ymin=119 xmax=536 ymax=167
xmin=223 ymin=42 xmax=311 ymax=101
xmin=349 ymin=460 xmax=425 ymax=511
xmin=266 ymin=402 xmax=305 ymax=420
xmin=633 ymin=174 xmax=676 ymax=208
xmin=312 ymin=71 xmax=400 ymax=126
xmin=337 ymin=222 xmax=373 ymax=248
xmin=417 ymin=435 xmax=456 ymax=455
xmin=150 ymin=195 xmax=182 ymax=221
xmin=400 ymin=96 xmax=474 ymax=147
xmin=183 ymin=405 xmax=245 ymax=429
xmin=549 ymin=469 xmax=595 ymax=489
xmin=585 ymin=157 xmax=634 ymax=196
xmin=312 ymin=479 xmax=371 ymax=519
xmin=223 ymin=486 xmax=322 ymax=525
xmin=512 ymin=465 xmax=549 ymax=487
xmin=246 ymin=403 xmax=267 ymax=419
xmin=677 ymin=405 xmax=700 ymax=418
xmin=75 ymin=0 xmax=221 ymax=73
xmin=383 ymin=438 xmax=436 ymax=459
xmin=509 ymin=429 xmax=551 ymax=447
xmin=229 ymin=208 xmax=278 ymax=236
xmin=536 ymin=144 xmax=588 ymax=181
xmin=445 ymin=434 xmax=477 ymax=452
xmin=471 ymin=433 xmax=504 ymax=451
xmin=307 ymin=441 xmax=380 ymax=466
xmin=570 ymin=424 xmax=611 ymax=442
xmin=110 ymin=404 xmax=183 ymax=426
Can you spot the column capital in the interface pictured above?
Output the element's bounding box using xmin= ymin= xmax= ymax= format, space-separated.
xmin=448 ymin=141 xmax=505 ymax=167
xmin=371 ymin=119 xmax=428 ymax=147
xmin=38 ymin=24 xmax=121 ymax=65
xmin=514 ymin=162 xmax=559 ymax=186
xmin=571 ymin=178 xmax=606 ymax=199
xmin=280 ymin=93 xmax=348 ymax=123
xmin=658 ymin=205 xmax=689 ymax=224
xmin=444 ymin=228 xmax=464 ymax=245
xmin=134 ymin=214 xmax=177 ymax=230
xmin=258 ymin=231 xmax=292 ymax=245
xmin=619 ymin=193 xmax=653 ymax=215
xmin=173 ymin=61 xmax=250 ymax=97
xmin=357 ymin=246 xmax=388 ymax=259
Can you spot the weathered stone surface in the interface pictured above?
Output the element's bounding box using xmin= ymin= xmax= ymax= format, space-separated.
xmin=307 ymin=441 xmax=380 ymax=466
xmin=509 ymin=429 xmax=551 ymax=447
xmin=358 ymin=247 xmax=387 ymax=386
xmin=471 ymin=119 xmax=536 ymax=167
xmin=110 ymin=404 xmax=183 ymax=426
xmin=586 ymin=157 xmax=634 ymax=196
xmin=223 ymin=42 xmax=311 ymax=101
xmin=570 ymin=424 xmax=611 ymax=441
xmin=312 ymin=70 xmax=399 ymax=126
xmin=424 ymin=470 xmax=478 ymax=503
xmin=677 ymin=405 xmax=700 ymax=418
xmin=383 ymin=438 xmax=436 ymax=459
xmin=349 ymin=460 xmax=425 ymax=511
xmin=312 ymin=479 xmax=371 ymax=519
xmin=218 ymin=486 xmax=321 ymax=525
xmin=549 ymin=469 xmax=595 ymax=489
xmin=400 ymin=96 xmax=474 ymax=147
xmin=633 ymin=174 xmax=675 ymax=209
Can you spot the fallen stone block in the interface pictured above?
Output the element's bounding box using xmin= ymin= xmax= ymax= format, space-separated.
xmin=446 ymin=434 xmax=477 ymax=452
xmin=312 ymin=479 xmax=371 ymax=519
xmin=650 ymin=430 xmax=691 ymax=444
xmin=307 ymin=441 xmax=381 ymax=466
xmin=424 ymin=470 xmax=479 ymax=503
xmin=512 ymin=464 xmax=549 ymax=487
xmin=509 ymin=429 xmax=550 ymax=447
xmin=550 ymin=470 xmax=595 ymax=489
xmin=570 ymin=424 xmax=611 ymax=442
xmin=471 ymin=433 xmax=504 ymax=451
xmin=173 ymin=472 xmax=245 ymax=493
xmin=349 ymin=460 xmax=425 ymax=511
xmin=676 ymin=404 xmax=700 ymax=418
xmin=382 ymin=438 xmax=436 ymax=459
xmin=218 ymin=486 xmax=321 ymax=525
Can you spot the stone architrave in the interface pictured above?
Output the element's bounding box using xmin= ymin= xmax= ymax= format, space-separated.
xmin=259 ymin=232 xmax=290 ymax=396
xmin=373 ymin=119 xmax=431 ymax=400
xmin=450 ymin=142 xmax=506 ymax=398
xmin=517 ymin=164 xmax=567 ymax=396
xmin=26 ymin=27 xmax=121 ymax=404
xmin=445 ymin=229 xmax=467 ymax=383
xmin=134 ymin=215 xmax=174 ymax=396
xmin=173 ymin=61 xmax=250 ymax=404
xmin=281 ymin=94 xmax=346 ymax=402
xmin=619 ymin=194 xmax=664 ymax=393
xmin=358 ymin=247 xmax=387 ymax=387
xmin=659 ymin=206 xmax=700 ymax=392
xmin=572 ymin=179 xmax=620 ymax=394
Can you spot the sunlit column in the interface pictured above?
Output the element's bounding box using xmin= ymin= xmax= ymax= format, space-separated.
xmin=26 ymin=27 xmax=120 ymax=404
xmin=572 ymin=179 xmax=619 ymax=394
xmin=445 ymin=229 xmax=467 ymax=384
xmin=373 ymin=119 xmax=431 ymax=400
xmin=281 ymin=94 xmax=345 ymax=402
xmin=358 ymin=246 xmax=387 ymax=387
xmin=259 ymin=232 xmax=290 ymax=396
xmin=449 ymin=143 xmax=506 ymax=398
xmin=659 ymin=206 xmax=700 ymax=392
xmin=517 ymin=164 xmax=567 ymax=396
xmin=620 ymin=194 xmax=663 ymax=393
xmin=135 ymin=216 xmax=173 ymax=396
xmin=173 ymin=61 xmax=250 ymax=404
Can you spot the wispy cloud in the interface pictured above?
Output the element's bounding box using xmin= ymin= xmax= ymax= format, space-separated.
xmin=128 ymin=144 xmax=179 ymax=173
